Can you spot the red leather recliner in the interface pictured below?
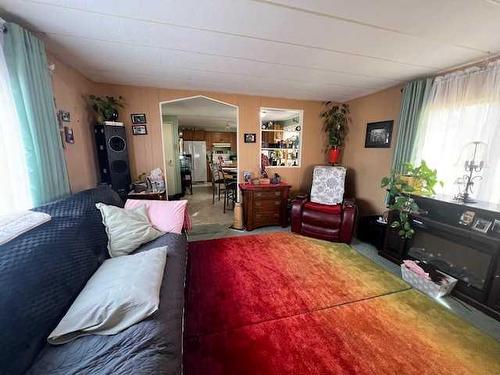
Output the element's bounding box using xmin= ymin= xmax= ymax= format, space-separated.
xmin=291 ymin=166 xmax=357 ymax=244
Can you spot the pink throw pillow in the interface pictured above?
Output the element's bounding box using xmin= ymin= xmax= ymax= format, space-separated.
xmin=124 ymin=199 xmax=189 ymax=234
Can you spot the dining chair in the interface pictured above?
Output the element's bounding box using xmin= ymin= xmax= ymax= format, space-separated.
xmin=222 ymin=171 xmax=237 ymax=213
xmin=210 ymin=164 xmax=224 ymax=204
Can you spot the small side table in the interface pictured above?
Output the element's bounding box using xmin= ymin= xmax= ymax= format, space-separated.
xmin=357 ymin=215 xmax=387 ymax=250
xmin=127 ymin=190 xmax=167 ymax=201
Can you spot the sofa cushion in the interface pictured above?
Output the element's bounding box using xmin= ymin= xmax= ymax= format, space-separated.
xmin=310 ymin=166 xmax=346 ymax=205
xmin=27 ymin=233 xmax=187 ymax=375
xmin=96 ymin=203 xmax=163 ymax=257
xmin=124 ymin=199 xmax=188 ymax=234
xmin=303 ymin=203 xmax=342 ymax=229
xmin=0 ymin=187 xmax=122 ymax=375
xmin=304 ymin=201 xmax=342 ymax=215
xmin=48 ymin=246 xmax=167 ymax=345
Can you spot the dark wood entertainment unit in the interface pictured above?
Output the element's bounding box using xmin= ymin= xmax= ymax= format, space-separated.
xmin=381 ymin=195 xmax=500 ymax=320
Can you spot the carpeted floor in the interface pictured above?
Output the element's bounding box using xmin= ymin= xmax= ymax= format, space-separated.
xmin=184 ymin=232 xmax=500 ymax=374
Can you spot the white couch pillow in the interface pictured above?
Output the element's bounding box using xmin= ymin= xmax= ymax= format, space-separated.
xmin=48 ymin=246 xmax=167 ymax=345
xmin=96 ymin=203 xmax=163 ymax=257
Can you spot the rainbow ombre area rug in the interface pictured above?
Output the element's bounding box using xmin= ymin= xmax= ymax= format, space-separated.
xmin=184 ymin=232 xmax=500 ymax=375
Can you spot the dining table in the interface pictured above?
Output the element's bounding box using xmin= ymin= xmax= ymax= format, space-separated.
xmin=221 ymin=166 xmax=238 ymax=181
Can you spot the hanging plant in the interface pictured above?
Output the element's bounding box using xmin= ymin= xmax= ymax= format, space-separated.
xmin=320 ymin=102 xmax=351 ymax=164
xmin=381 ymin=161 xmax=442 ymax=238
xmin=87 ymin=95 xmax=125 ymax=123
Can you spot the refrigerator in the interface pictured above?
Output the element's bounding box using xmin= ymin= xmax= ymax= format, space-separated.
xmin=183 ymin=141 xmax=207 ymax=182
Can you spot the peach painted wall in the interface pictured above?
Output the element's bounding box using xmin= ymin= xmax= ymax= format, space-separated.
xmin=92 ymin=84 xmax=328 ymax=193
xmin=48 ymin=54 xmax=99 ymax=192
xmin=48 ymin=55 xmax=403 ymax=204
xmin=344 ymin=85 xmax=403 ymax=216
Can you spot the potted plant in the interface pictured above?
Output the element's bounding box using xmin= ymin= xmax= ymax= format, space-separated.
xmin=381 ymin=161 xmax=442 ymax=238
xmin=87 ymin=95 xmax=125 ymax=123
xmin=320 ymin=102 xmax=350 ymax=164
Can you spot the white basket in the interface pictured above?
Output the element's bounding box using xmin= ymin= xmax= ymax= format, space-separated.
xmin=401 ymin=264 xmax=457 ymax=298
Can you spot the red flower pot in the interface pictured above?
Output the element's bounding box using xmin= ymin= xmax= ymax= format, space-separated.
xmin=328 ymin=147 xmax=342 ymax=164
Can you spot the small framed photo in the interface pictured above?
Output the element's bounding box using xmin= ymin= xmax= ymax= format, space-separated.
xmin=471 ymin=218 xmax=492 ymax=233
xmin=243 ymin=171 xmax=253 ymax=183
xmin=64 ymin=127 xmax=75 ymax=144
xmin=131 ymin=113 xmax=147 ymax=124
xmin=491 ymin=219 xmax=500 ymax=236
xmin=365 ymin=120 xmax=393 ymax=148
xmin=132 ymin=124 xmax=147 ymax=135
xmin=59 ymin=110 xmax=71 ymax=122
xmin=459 ymin=210 xmax=476 ymax=226
xmin=244 ymin=133 xmax=256 ymax=143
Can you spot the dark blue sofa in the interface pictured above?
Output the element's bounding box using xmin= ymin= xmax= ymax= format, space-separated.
xmin=0 ymin=187 xmax=187 ymax=375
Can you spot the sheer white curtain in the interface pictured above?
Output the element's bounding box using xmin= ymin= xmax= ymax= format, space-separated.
xmin=413 ymin=61 xmax=500 ymax=203
xmin=0 ymin=20 xmax=32 ymax=214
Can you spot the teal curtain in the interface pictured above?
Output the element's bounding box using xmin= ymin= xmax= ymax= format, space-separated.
xmin=3 ymin=23 xmax=70 ymax=205
xmin=392 ymin=78 xmax=433 ymax=173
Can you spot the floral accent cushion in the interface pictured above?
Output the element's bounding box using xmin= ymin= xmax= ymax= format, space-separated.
xmin=310 ymin=166 xmax=346 ymax=205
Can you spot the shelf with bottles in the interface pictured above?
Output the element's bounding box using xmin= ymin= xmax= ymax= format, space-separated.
xmin=261 ymin=129 xmax=300 ymax=133
xmin=261 ymin=136 xmax=300 ymax=150
xmin=261 ymin=121 xmax=301 ymax=132
xmin=262 ymin=147 xmax=299 ymax=150
xmin=261 ymin=148 xmax=300 ymax=168
xmin=260 ymin=107 xmax=303 ymax=168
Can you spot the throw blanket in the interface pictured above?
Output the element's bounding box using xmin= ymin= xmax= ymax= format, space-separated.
xmin=0 ymin=211 xmax=51 ymax=245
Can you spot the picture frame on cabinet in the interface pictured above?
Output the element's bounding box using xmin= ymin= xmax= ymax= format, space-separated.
xmin=471 ymin=218 xmax=492 ymax=233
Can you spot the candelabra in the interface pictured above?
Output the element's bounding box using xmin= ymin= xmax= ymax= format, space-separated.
xmin=455 ymin=141 xmax=486 ymax=203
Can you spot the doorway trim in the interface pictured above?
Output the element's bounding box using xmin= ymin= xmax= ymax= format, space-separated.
xmin=158 ymin=95 xmax=240 ymax=197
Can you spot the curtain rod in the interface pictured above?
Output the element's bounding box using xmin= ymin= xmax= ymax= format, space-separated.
xmin=436 ymin=52 xmax=500 ymax=76
xmin=400 ymin=53 xmax=500 ymax=92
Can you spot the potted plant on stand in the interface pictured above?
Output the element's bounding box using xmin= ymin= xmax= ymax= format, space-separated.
xmin=87 ymin=95 xmax=125 ymax=123
xmin=320 ymin=102 xmax=350 ymax=165
xmin=381 ymin=161 xmax=442 ymax=238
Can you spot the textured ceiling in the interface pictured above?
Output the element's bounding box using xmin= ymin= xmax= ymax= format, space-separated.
xmin=1 ymin=0 xmax=500 ymax=101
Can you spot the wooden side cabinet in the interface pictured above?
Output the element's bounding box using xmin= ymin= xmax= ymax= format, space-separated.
xmin=239 ymin=183 xmax=291 ymax=231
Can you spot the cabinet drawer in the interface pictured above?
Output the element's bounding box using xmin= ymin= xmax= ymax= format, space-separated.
xmin=254 ymin=199 xmax=281 ymax=211
xmin=254 ymin=190 xmax=282 ymax=200
xmin=254 ymin=212 xmax=280 ymax=225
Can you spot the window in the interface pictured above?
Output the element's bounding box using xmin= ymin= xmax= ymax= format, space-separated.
xmin=0 ymin=29 xmax=31 ymax=214
xmin=413 ymin=63 xmax=500 ymax=204
xmin=260 ymin=108 xmax=303 ymax=168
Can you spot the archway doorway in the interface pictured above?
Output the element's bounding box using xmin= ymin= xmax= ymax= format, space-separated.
xmin=159 ymin=96 xmax=239 ymax=229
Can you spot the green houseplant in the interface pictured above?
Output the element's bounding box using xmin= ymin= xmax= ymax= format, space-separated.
xmin=381 ymin=161 xmax=442 ymax=238
xmin=320 ymin=102 xmax=350 ymax=164
xmin=87 ymin=95 xmax=125 ymax=123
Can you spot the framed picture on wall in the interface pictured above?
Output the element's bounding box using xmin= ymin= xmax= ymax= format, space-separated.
xmin=131 ymin=113 xmax=147 ymax=124
xmin=365 ymin=120 xmax=393 ymax=148
xmin=244 ymin=133 xmax=256 ymax=143
xmin=132 ymin=124 xmax=148 ymax=135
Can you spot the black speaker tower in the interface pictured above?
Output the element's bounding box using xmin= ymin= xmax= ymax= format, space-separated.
xmin=94 ymin=124 xmax=131 ymax=198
